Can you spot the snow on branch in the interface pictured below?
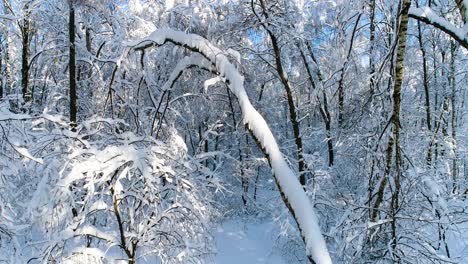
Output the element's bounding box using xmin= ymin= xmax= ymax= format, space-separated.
xmin=11 ymin=146 xmax=43 ymax=164
xmin=161 ymin=54 xmax=217 ymax=92
xmin=127 ymin=28 xmax=332 ymax=264
xmin=409 ymin=6 xmax=468 ymax=49
xmin=0 ymin=14 xmax=16 ymax=21
xmin=63 ymin=225 xmax=119 ymax=244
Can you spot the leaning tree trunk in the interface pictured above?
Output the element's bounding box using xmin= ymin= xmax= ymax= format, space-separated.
xmin=3 ymin=32 xmax=11 ymax=96
xmin=131 ymin=28 xmax=332 ymax=264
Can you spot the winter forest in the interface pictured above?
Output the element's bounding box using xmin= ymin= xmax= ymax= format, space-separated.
xmin=0 ymin=0 xmax=467 ymax=263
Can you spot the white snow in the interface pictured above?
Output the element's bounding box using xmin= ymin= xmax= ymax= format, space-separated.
xmin=129 ymin=0 xmax=143 ymax=14
xmin=0 ymin=14 xmax=16 ymax=21
xmin=160 ymin=54 xmax=215 ymax=92
xmin=0 ymin=111 xmax=30 ymax=121
xmin=409 ymin=7 xmax=468 ymax=42
xmin=165 ymin=0 xmax=174 ymax=10
xmin=12 ymin=146 xmax=43 ymax=164
xmin=227 ymin=48 xmax=242 ymax=63
xmin=204 ymin=76 xmax=223 ymax=93
xmin=422 ymin=176 xmax=448 ymax=213
xmin=127 ymin=28 xmax=332 ymax=264
xmin=63 ymin=225 xmax=118 ymax=244
xmin=214 ymin=219 xmax=286 ymax=264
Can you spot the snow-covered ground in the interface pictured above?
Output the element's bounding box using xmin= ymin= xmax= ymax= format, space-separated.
xmin=214 ymin=219 xmax=286 ymax=264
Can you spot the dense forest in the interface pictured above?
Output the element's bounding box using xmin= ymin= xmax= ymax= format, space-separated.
xmin=0 ymin=0 xmax=467 ymax=263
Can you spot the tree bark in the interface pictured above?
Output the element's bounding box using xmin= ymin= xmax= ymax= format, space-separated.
xmin=300 ymin=42 xmax=334 ymax=167
xmin=255 ymin=0 xmax=308 ymax=184
xmin=337 ymin=13 xmax=361 ymax=126
xmin=416 ymin=10 xmax=432 ymax=165
xmin=455 ymin=0 xmax=467 ymax=24
xmin=371 ymin=0 xmax=411 ymax=224
xmin=369 ymin=0 xmax=377 ymax=94
xmin=320 ymin=91 xmax=334 ymax=167
xmin=2 ymin=0 xmax=11 ymax=96
xmin=0 ymin=33 xmax=3 ymax=99
xmin=20 ymin=3 xmax=31 ymax=105
xmin=450 ymin=41 xmax=457 ymax=192
xmin=69 ymin=0 xmax=77 ymax=130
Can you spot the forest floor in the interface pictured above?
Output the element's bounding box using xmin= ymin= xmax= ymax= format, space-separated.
xmin=213 ymin=218 xmax=286 ymax=263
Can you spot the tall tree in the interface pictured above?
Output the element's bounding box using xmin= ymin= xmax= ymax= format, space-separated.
xmin=0 ymin=32 xmax=3 ymax=99
xmin=1 ymin=0 xmax=12 ymax=96
xmin=253 ymin=0 xmax=308 ymax=185
xmin=337 ymin=12 xmax=361 ymax=126
xmin=301 ymin=42 xmax=334 ymax=167
xmin=416 ymin=1 xmax=432 ymax=164
xmin=69 ymin=0 xmax=77 ymax=130
xmin=20 ymin=1 xmax=31 ymax=105
xmin=371 ymin=0 xmax=411 ymax=224
xmin=368 ymin=0 xmax=376 ymax=94
xmin=450 ymin=40 xmax=458 ymax=192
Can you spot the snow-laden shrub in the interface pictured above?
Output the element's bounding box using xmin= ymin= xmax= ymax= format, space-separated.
xmin=33 ymin=123 xmax=215 ymax=263
xmin=0 ymin=107 xmax=216 ymax=263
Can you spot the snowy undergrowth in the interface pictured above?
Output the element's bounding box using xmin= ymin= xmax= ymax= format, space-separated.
xmin=0 ymin=105 xmax=218 ymax=263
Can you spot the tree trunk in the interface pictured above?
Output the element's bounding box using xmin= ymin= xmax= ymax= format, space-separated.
xmin=416 ymin=11 xmax=432 ymax=165
xmin=450 ymin=41 xmax=457 ymax=192
xmin=432 ymin=42 xmax=440 ymax=163
xmin=0 ymin=33 xmax=3 ymax=99
xmin=337 ymin=13 xmax=361 ymax=126
xmin=455 ymin=0 xmax=467 ymax=24
xmin=320 ymin=91 xmax=334 ymax=167
xmin=226 ymin=86 xmax=249 ymax=206
xmin=257 ymin=0 xmax=307 ymax=185
xmin=440 ymin=51 xmax=449 ymax=161
xmin=2 ymin=0 xmax=11 ymax=96
xmin=20 ymin=4 xmax=31 ymax=105
xmin=369 ymin=0 xmax=376 ymax=94
xmin=300 ymin=42 xmax=334 ymax=167
xmin=371 ymin=0 xmax=411 ymax=226
xmin=69 ymin=0 xmax=77 ymax=130
xmin=4 ymin=33 xmax=11 ymax=96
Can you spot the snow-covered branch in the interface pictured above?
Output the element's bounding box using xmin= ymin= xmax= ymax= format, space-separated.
xmin=0 ymin=14 xmax=16 ymax=21
xmin=409 ymin=6 xmax=468 ymax=49
xmin=127 ymin=28 xmax=332 ymax=264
